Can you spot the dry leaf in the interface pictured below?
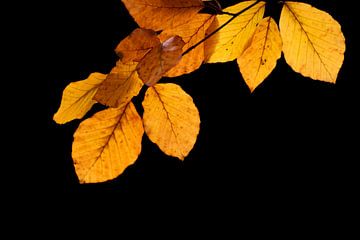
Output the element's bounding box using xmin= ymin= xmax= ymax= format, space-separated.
xmin=122 ymin=0 xmax=204 ymax=31
xmin=159 ymin=14 xmax=215 ymax=77
xmin=94 ymin=61 xmax=143 ymax=108
xmin=137 ymin=36 xmax=185 ymax=86
xmin=72 ymin=102 xmax=144 ymax=183
xmin=238 ymin=17 xmax=282 ymax=92
xmin=205 ymin=1 xmax=266 ymax=63
xmin=54 ymin=73 xmax=106 ymax=124
xmin=280 ymin=2 xmax=345 ymax=83
xmin=115 ymin=28 xmax=160 ymax=63
xmin=142 ymin=83 xmax=200 ymax=160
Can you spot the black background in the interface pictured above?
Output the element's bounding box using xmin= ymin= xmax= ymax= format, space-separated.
xmin=31 ymin=0 xmax=357 ymax=202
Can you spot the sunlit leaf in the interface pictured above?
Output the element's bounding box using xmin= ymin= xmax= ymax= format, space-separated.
xmin=238 ymin=17 xmax=282 ymax=92
xmin=72 ymin=103 xmax=144 ymax=183
xmin=280 ymin=2 xmax=345 ymax=83
xmin=142 ymin=83 xmax=200 ymax=160
xmin=205 ymin=1 xmax=266 ymax=63
xmin=54 ymin=73 xmax=106 ymax=124
xmin=122 ymin=0 xmax=204 ymax=31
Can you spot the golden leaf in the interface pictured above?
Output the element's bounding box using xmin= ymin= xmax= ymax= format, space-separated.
xmin=72 ymin=103 xmax=144 ymax=183
xmin=205 ymin=1 xmax=266 ymax=63
xmin=142 ymin=83 xmax=200 ymax=160
xmin=94 ymin=61 xmax=143 ymax=108
xmin=137 ymin=36 xmax=185 ymax=86
xmin=238 ymin=17 xmax=282 ymax=92
xmin=159 ymin=14 xmax=215 ymax=77
xmin=53 ymin=73 xmax=106 ymax=124
xmin=280 ymin=2 xmax=345 ymax=83
xmin=115 ymin=28 xmax=160 ymax=63
xmin=122 ymin=0 xmax=204 ymax=31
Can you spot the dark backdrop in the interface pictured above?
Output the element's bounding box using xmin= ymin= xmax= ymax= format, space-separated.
xmin=36 ymin=0 xmax=357 ymax=200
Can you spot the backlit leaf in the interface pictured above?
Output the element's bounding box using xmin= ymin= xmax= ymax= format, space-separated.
xmin=159 ymin=14 xmax=215 ymax=77
xmin=137 ymin=36 xmax=185 ymax=86
xmin=122 ymin=0 xmax=204 ymax=31
xmin=72 ymin=102 xmax=144 ymax=183
xmin=280 ymin=2 xmax=345 ymax=83
xmin=238 ymin=17 xmax=282 ymax=92
xmin=94 ymin=61 xmax=143 ymax=108
xmin=115 ymin=28 xmax=160 ymax=63
xmin=53 ymin=73 xmax=106 ymax=124
xmin=205 ymin=1 xmax=266 ymax=63
xmin=142 ymin=84 xmax=200 ymax=160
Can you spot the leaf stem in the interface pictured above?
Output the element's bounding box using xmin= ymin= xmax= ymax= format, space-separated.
xmin=182 ymin=0 xmax=261 ymax=56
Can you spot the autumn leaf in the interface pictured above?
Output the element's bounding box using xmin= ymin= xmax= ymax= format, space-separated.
xmin=238 ymin=17 xmax=282 ymax=92
xmin=205 ymin=1 xmax=266 ymax=63
xmin=94 ymin=61 xmax=143 ymax=108
xmin=115 ymin=28 xmax=160 ymax=63
xmin=280 ymin=2 xmax=345 ymax=83
xmin=142 ymin=84 xmax=200 ymax=160
xmin=72 ymin=102 xmax=144 ymax=183
xmin=53 ymin=73 xmax=106 ymax=124
xmin=122 ymin=0 xmax=204 ymax=31
xmin=159 ymin=14 xmax=215 ymax=77
xmin=137 ymin=36 xmax=185 ymax=86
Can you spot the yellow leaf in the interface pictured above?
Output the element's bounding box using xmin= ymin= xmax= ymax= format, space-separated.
xmin=94 ymin=61 xmax=143 ymax=108
xmin=238 ymin=17 xmax=282 ymax=92
xmin=142 ymin=84 xmax=200 ymax=160
xmin=53 ymin=73 xmax=106 ymax=124
xmin=115 ymin=28 xmax=160 ymax=63
xmin=159 ymin=14 xmax=215 ymax=77
xmin=122 ymin=0 xmax=204 ymax=31
xmin=205 ymin=1 xmax=266 ymax=63
xmin=72 ymin=103 xmax=144 ymax=183
xmin=137 ymin=36 xmax=185 ymax=86
xmin=280 ymin=2 xmax=345 ymax=83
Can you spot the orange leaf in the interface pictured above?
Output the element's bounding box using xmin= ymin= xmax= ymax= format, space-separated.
xmin=238 ymin=17 xmax=282 ymax=92
xmin=122 ymin=0 xmax=204 ymax=31
xmin=94 ymin=61 xmax=143 ymax=108
xmin=137 ymin=36 xmax=185 ymax=86
xmin=142 ymin=84 xmax=200 ymax=160
xmin=159 ymin=14 xmax=215 ymax=77
xmin=115 ymin=28 xmax=160 ymax=63
xmin=72 ymin=102 xmax=144 ymax=183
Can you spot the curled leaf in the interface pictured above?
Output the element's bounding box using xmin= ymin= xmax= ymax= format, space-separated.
xmin=137 ymin=36 xmax=185 ymax=86
xmin=160 ymin=14 xmax=215 ymax=77
xmin=115 ymin=28 xmax=160 ymax=63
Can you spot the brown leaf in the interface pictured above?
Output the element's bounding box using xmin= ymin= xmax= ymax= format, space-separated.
xmin=159 ymin=14 xmax=215 ymax=77
xmin=115 ymin=28 xmax=160 ymax=63
xmin=94 ymin=61 xmax=143 ymax=108
xmin=137 ymin=36 xmax=185 ymax=86
xmin=122 ymin=0 xmax=204 ymax=31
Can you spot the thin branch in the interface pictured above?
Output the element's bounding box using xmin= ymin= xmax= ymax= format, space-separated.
xmin=182 ymin=0 xmax=261 ymax=56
